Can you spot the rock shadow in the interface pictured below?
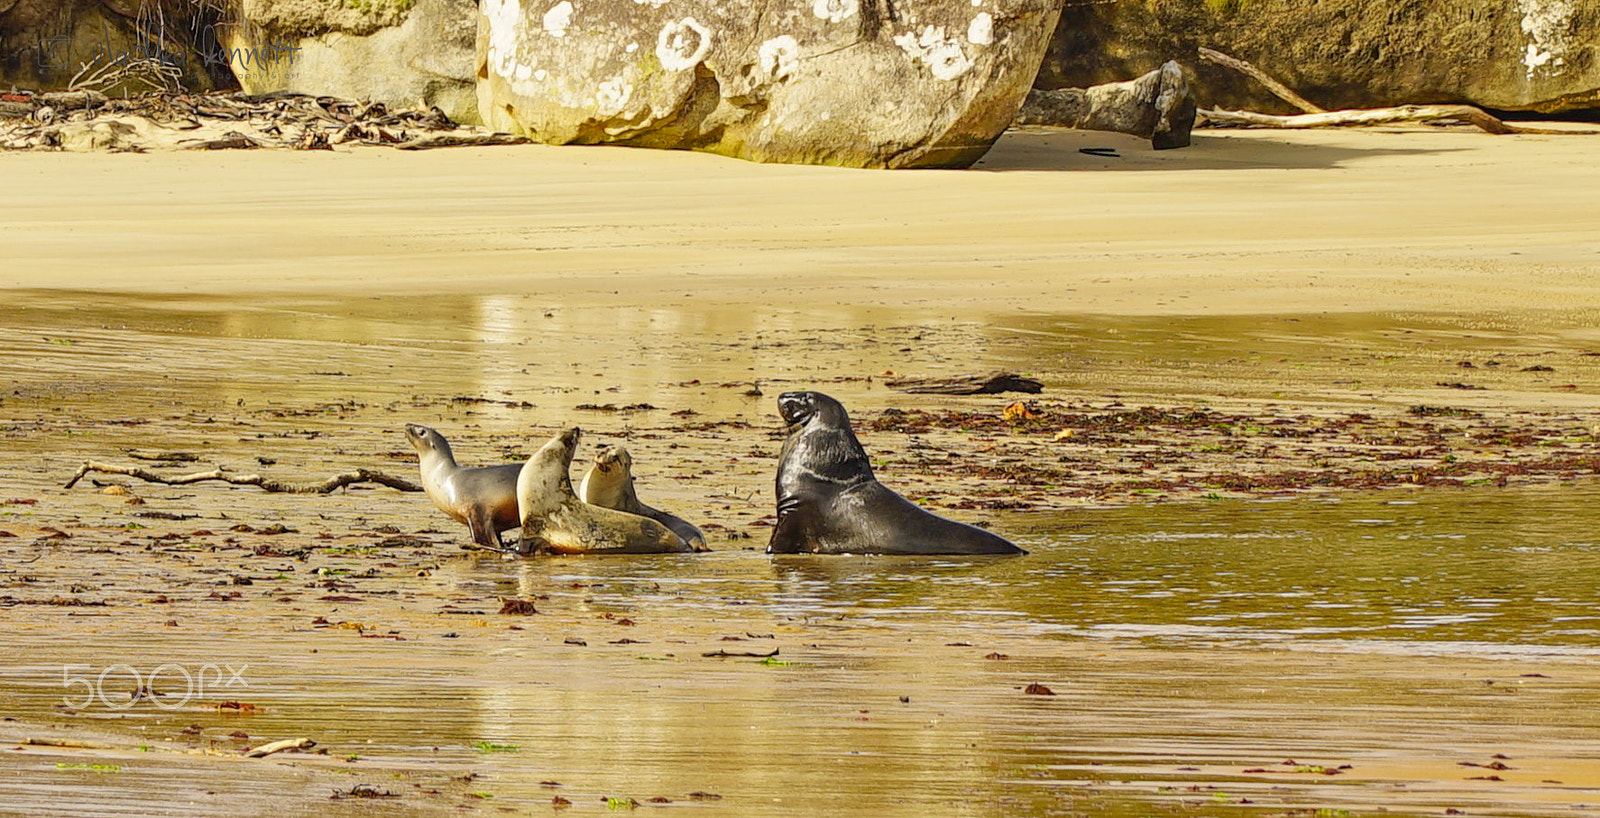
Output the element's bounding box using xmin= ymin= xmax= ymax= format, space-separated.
xmin=973 ymin=127 xmax=1463 ymax=172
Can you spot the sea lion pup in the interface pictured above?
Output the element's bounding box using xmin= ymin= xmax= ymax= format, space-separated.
xmin=579 ymin=445 xmax=709 ymax=552
xmin=515 ymin=427 xmax=694 ymax=555
xmin=768 ymin=392 xmax=1026 ymax=556
xmin=404 ymin=423 xmax=522 ymax=548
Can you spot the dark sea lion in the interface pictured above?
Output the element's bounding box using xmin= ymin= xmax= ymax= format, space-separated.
xmin=516 ymin=427 xmax=694 ymax=555
xmin=767 ymin=392 xmax=1025 ymax=556
xmin=404 ymin=423 xmax=522 ymax=548
xmin=579 ymin=444 xmax=709 ymax=551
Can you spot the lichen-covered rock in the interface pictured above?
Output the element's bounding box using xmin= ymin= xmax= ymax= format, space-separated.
xmin=234 ymin=0 xmax=413 ymax=38
xmin=1037 ymin=0 xmax=1600 ymax=115
xmin=225 ymin=0 xmax=480 ymax=125
xmin=476 ymin=0 xmax=1062 ymax=168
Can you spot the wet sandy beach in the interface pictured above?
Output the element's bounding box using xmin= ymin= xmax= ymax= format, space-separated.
xmin=2 ymin=126 xmax=1600 ymax=816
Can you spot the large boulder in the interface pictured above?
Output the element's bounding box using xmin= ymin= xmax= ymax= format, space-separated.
xmin=223 ymin=0 xmax=480 ymax=124
xmin=1036 ymin=0 xmax=1600 ymax=115
xmin=476 ymin=0 xmax=1063 ymax=168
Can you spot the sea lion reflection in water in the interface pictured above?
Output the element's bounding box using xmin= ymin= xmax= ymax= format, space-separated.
xmin=404 ymin=423 xmax=522 ymax=548
xmin=516 ymin=427 xmax=695 ymax=555
xmin=768 ymin=391 xmax=1026 ymax=556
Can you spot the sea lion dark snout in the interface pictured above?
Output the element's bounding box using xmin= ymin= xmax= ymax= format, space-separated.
xmin=776 ymin=392 xmax=812 ymax=424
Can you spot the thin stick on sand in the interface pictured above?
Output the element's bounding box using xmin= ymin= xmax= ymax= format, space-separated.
xmin=63 ymin=462 xmax=422 ymax=493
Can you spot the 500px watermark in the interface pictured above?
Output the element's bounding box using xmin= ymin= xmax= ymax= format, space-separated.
xmin=61 ymin=663 xmax=248 ymax=710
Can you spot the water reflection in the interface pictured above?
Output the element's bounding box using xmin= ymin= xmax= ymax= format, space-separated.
xmin=470 ymin=483 xmax=1600 ymax=654
xmin=4 ymin=291 xmax=1600 ymax=816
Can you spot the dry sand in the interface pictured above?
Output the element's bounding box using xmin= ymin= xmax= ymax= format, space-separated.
xmin=3 ymin=124 xmax=1598 ymax=316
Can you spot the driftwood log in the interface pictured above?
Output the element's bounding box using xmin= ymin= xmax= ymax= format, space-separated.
xmin=178 ymin=133 xmax=264 ymax=150
xmin=883 ymin=371 xmax=1044 ymax=395
xmin=1199 ymin=47 xmax=1325 ymax=114
xmin=396 ymin=132 xmax=532 ymax=150
xmin=1198 ymin=47 xmax=1600 ymax=136
xmin=37 ymin=90 xmax=108 ymax=111
xmin=1201 ymin=105 xmax=1599 ymax=135
xmin=63 ymin=462 xmax=422 ymax=493
xmin=243 ymin=737 xmax=316 ymax=758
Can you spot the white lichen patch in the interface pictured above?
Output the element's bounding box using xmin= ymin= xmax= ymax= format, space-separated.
xmin=1517 ymin=0 xmax=1575 ymax=78
xmin=633 ymin=0 xmax=671 ymax=6
xmin=484 ymin=0 xmax=525 ymax=77
xmin=657 ymin=17 xmax=712 ymax=71
xmin=543 ymin=0 xmax=574 ymax=37
xmin=966 ymin=12 xmax=993 ymax=46
xmin=597 ymin=77 xmax=634 ymax=115
xmin=812 ymin=0 xmax=858 ymax=24
xmin=758 ymin=35 xmax=799 ymax=80
xmin=893 ymin=25 xmax=974 ymax=81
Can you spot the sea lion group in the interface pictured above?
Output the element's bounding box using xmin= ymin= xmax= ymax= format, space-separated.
xmin=405 ymin=392 xmax=1025 ymax=557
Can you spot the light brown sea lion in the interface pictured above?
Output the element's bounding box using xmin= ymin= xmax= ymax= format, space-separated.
xmin=579 ymin=445 xmax=709 ymax=552
xmin=767 ymin=392 xmax=1025 ymax=556
xmin=515 ymin=428 xmax=693 ymax=555
xmin=404 ymin=423 xmax=521 ymax=548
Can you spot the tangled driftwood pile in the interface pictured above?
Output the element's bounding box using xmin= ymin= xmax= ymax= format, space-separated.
xmin=0 ymin=89 xmax=530 ymax=152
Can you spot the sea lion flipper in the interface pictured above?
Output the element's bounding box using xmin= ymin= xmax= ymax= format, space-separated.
xmin=465 ymin=506 xmax=501 ymax=547
xmin=767 ymin=503 xmax=814 ymax=554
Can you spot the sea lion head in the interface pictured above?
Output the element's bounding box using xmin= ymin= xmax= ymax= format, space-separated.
xmin=403 ymin=423 xmax=454 ymax=462
xmin=579 ymin=444 xmax=636 ymax=508
xmin=777 ymin=391 xmax=851 ymax=431
xmin=517 ymin=427 xmax=582 ymax=520
xmin=592 ymin=445 xmax=633 ymax=476
xmin=775 ymin=391 xmax=872 ymax=488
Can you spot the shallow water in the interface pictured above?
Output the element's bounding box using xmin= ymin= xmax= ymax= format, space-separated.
xmin=2 ymin=291 xmax=1599 ymax=816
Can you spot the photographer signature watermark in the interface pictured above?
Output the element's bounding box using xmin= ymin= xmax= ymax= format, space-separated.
xmin=62 ymin=663 xmax=248 ymax=710
xmin=34 ymin=3 xmax=302 ymax=81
